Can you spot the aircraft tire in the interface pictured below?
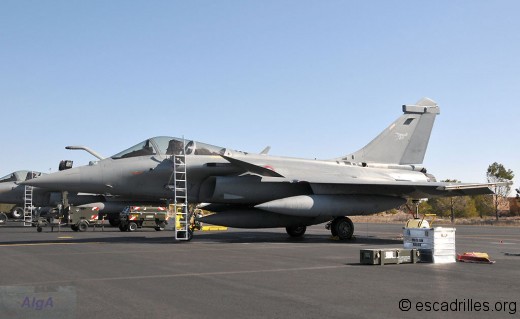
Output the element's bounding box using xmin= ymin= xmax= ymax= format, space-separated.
xmin=10 ymin=207 xmax=24 ymax=219
xmin=155 ymin=221 xmax=166 ymax=231
xmin=78 ymin=220 xmax=89 ymax=232
xmin=37 ymin=226 xmax=42 ymax=232
xmin=71 ymin=225 xmax=79 ymax=232
xmin=0 ymin=212 xmax=7 ymax=224
xmin=118 ymin=223 xmax=128 ymax=232
xmin=333 ymin=217 xmax=354 ymax=240
xmin=127 ymin=222 xmax=138 ymax=232
xmin=286 ymin=226 xmax=307 ymax=237
xmin=329 ymin=219 xmax=339 ymax=237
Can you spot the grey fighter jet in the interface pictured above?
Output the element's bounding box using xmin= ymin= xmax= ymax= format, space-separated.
xmin=24 ymin=98 xmax=501 ymax=239
xmin=0 ymin=170 xmax=102 ymax=218
xmin=0 ymin=171 xmax=44 ymax=218
xmin=0 ymin=170 xmax=157 ymax=224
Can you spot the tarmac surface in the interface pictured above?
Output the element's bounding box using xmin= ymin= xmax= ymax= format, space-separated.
xmin=0 ymin=221 xmax=519 ymax=319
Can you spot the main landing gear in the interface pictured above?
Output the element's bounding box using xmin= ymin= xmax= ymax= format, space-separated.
xmin=285 ymin=225 xmax=307 ymax=237
xmin=285 ymin=217 xmax=354 ymax=240
xmin=326 ymin=217 xmax=354 ymax=240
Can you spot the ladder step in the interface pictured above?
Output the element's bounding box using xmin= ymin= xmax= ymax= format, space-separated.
xmin=172 ymin=141 xmax=189 ymax=240
xmin=23 ymin=184 xmax=34 ymax=227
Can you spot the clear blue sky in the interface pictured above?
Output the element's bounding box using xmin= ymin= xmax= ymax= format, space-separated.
xmin=1 ymin=1 xmax=518 ymax=194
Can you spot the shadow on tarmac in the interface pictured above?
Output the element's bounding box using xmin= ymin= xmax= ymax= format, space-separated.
xmin=0 ymin=229 xmax=404 ymax=246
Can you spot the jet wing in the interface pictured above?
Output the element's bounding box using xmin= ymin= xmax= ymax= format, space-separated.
xmin=222 ymin=155 xmax=503 ymax=199
xmin=308 ymin=180 xmax=502 ymax=199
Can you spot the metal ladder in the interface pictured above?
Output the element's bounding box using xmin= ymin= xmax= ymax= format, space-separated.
xmin=173 ymin=140 xmax=190 ymax=241
xmin=23 ymin=185 xmax=34 ymax=226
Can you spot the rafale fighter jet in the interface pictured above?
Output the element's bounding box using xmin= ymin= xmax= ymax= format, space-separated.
xmin=0 ymin=170 xmax=106 ymax=218
xmin=0 ymin=170 xmax=158 ymax=224
xmin=24 ymin=98 xmax=501 ymax=239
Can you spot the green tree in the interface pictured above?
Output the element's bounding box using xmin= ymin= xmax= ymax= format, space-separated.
xmin=436 ymin=179 xmax=467 ymax=222
xmin=425 ymin=179 xmax=484 ymax=221
xmin=473 ymin=195 xmax=494 ymax=218
xmin=486 ymin=162 xmax=514 ymax=220
xmin=461 ymin=198 xmax=478 ymax=218
xmin=418 ymin=200 xmax=433 ymax=215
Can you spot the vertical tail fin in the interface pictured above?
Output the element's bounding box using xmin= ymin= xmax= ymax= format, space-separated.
xmin=340 ymin=98 xmax=440 ymax=165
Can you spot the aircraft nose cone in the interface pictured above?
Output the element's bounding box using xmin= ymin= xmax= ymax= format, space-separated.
xmin=22 ymin=170 xmax=81 ymax=190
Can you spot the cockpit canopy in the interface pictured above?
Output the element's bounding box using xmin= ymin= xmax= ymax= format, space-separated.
xmin=0 ymin=171 xmax=43 ymax=183
xmin=111 ymin=136 xmax=227 ymax=159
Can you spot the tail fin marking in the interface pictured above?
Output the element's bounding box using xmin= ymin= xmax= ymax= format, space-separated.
xmin=340 ymin=98 xmax=440 ymax=165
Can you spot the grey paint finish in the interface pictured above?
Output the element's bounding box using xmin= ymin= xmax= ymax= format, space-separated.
xmin=23 ymin=98 xmax=499 ymax=232
xmin=0 ymin=170 xmax=159 ymax=214
xmin=342 ymin=97 xmax=439 ymax=165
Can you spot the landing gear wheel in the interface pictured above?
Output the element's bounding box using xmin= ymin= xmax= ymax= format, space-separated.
xmin=10 ymin=207 xmax=24 ymax=219
xmin=332 ymin=217 xmax=354 ymax=240
xmin=127 ymin=222 xmax=138 ymax=232
xmin=37 ymin=226 xmax=43 ymax=232
xmin=286 ymin=226 xmax=307 ymax=237
xmin=119 ymin=223 xmax=128 ymax=232
xmin=329 ymin=219 xmax=338 ymax=237
xmin=108 ymin=218 xmax=120 ymax=227
xmin=155 ymin=221 xmax=166 ymax=231
xmin=0 ymin=212 xmax=7 ymax=224
xmin=71 ymin=225 xmax=79 ymax=232
xmin=78 ymin=220 xmax=89 ymax=232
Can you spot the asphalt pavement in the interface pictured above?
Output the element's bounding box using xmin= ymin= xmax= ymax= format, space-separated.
xmin=0 ymin=221 xmax=519 ymax=319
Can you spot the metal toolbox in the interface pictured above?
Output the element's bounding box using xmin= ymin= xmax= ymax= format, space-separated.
xmin=403 ymin=227 xmax=456 ymax=263
xmin=360 ymin=248 xmax=420 ymax=265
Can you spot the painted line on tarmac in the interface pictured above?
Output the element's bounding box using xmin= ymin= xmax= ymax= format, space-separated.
xmin=460 ymin=234 xmax=520 ymax=238
xmin=460 ymin=235 xmax=520 ymax=242
xmin=0 ymin=242 xmax=102 ymax=247
xmin=11 ymin=265 xmax=349 ymax=286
